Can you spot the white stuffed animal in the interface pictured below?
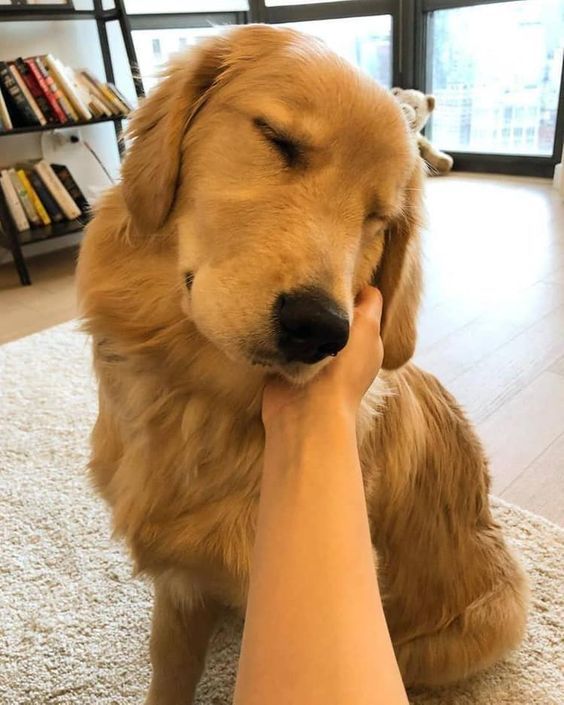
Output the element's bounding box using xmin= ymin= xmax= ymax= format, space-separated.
xmin=391 ymin=87 xmax=453 ymax=175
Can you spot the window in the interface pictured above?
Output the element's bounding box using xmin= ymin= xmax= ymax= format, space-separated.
xmin=427 ymin=0 xmax=564 ymax=156
xmin=133 ymin=27 xmax=224 ymax=91
xmin=282 ymin=15 xmax=393 ymax=87
xmin=122 ymin=0 xmax=563 ymax=174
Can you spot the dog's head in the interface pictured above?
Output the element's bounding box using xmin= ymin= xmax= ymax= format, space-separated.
xmin=121 ymin=25 xmax=423 ymax=382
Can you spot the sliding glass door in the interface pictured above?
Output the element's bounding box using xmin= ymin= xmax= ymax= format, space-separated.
xmin=423 ymin=0 xmax=564 ymax=175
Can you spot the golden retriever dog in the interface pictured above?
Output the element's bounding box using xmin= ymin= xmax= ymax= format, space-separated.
xmin=77 ymin=24 xmax=528 ymax=704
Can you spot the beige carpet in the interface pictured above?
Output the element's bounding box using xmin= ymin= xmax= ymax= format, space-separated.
xmin=1 ymin=322 xmax=563 ymax=705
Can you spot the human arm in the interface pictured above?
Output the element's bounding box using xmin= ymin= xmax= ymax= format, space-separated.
xmin=233 ymin=287 xmax=408 ymax=705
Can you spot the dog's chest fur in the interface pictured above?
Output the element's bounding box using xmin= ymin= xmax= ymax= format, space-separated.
xmin=92 ymin=343 xmax=387 ymax=608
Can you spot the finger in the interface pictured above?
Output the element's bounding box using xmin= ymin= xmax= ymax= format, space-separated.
xmin=354 ymin=286 xmax=383 ymax=323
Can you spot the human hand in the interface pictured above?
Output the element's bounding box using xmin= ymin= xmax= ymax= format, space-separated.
xmin=262 ymin=286 xmax=384 ymax=428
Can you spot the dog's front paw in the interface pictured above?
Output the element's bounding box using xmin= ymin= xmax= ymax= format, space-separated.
xmin=144 ymin=688 xmax=194 ymax=705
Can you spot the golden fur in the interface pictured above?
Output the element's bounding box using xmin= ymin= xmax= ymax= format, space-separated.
xmin=77 ymin=25 xmax=528 ymax=703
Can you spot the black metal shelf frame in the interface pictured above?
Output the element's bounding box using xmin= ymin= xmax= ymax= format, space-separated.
xmin=0 ymin=0 xmax=144 ymax=286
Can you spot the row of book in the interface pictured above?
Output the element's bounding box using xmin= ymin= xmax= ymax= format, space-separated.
xmin=0 ymin=54 xmax=133 ymax=132
xmin=0 ymin=161 xmax=89 ymax=241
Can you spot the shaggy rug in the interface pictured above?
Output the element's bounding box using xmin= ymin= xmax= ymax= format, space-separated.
xmin=1 ymin=322 xmax=563 ymax=705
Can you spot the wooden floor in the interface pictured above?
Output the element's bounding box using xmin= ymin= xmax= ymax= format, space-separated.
xmin=0 ymin=245 xmax=78 ymax=344
xmin=1 ymin=173 xmax=563 ymax=524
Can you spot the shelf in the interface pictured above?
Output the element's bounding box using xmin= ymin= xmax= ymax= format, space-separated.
xmin=17 ymin=217 xmax=89 ymax=247
xmin=0 ymin=115 xmax=125 ymax=137
xmin=0 ymin=8 xmax=118 ymax=23
xmin=0 ymin=0 xmax=142 ymax=286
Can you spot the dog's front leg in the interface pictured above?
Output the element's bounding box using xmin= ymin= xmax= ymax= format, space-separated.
xmin=145 ymin=579 xmax=220 ymax=705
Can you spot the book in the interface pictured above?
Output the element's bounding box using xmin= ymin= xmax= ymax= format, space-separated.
xmin=45 ymin=54 xmax=91 ymax=121
xmin=0 ymin=190 xmax=13 ymax=246
xmin=8 ymin=63 xmax=46 ymax=126
xmin=0 ymin=186 xmax=32 ymax=244
xmin=8 ymin=168 xmax=41 ymax=227
xmin=16 ymin=169 xmax=51 ymax=226
xmin=107 ymin=82 xmax=133 ymax=113
xmin=28 ymin=170 xmax=64 ymax=223
xmin=66 ymin=67 xmax=103 ymax=118
xmin=24 ymin=58 xmax=67 ymax=124
xmin=80 ymin=69 xmax=126 ymax=115
xmin=51 ymin=163 xmax=89 ymax=215
xmin=74 ymin=72 xmax=111 ymax=117
xmin=34 ymin=160 xmax=81 ymax=220
xmin=0 ymin=169 xmax=30 ymax=232
xmin=78 ymin=70 xmax=120 ymax=116
xmin=0 ymin=61 xmax=39 ymax=126
xmin=89 ymin=93 xmax=109 ymax=118
xmin=15 ymin=57 xmax=57 ymax=124
xmin=0 ymin=85 xmax=12 ymax=130
xmin=34 ymin=56 xmax=77 ymax=123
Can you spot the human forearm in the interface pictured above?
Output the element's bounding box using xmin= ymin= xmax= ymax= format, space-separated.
xmin=234 ymin=405 xmax=407 ymax=705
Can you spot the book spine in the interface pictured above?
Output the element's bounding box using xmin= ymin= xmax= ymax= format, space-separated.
xmin=8 ymin=168 xmax=40 ymax=226
xmin=0 ymin=85 xmax=13 ymax=130
xmin=87 ymin=95 xmax=104 ymax=118
xmin=9 ymin=63 xmax=46 ymax=126
xmin=28 ymin=170 xmax=64 ymax=223
xmin=25 ymin=58 xmax=66 ymax=124
xmin=100 ymin=83 xmax=128 ymax=114
xmin=17 ymin=169 xmax=51 ymax=225
xmin=51 ymin=164 xmax=89 ymax=215
xmin=15 ymin=57 xmax=56 ymax=124
xmin=67 ymin=67 xmax=101 ymax=117
xmin=0 ymin=170 xmax=30 ymax=232
xmin=75 ymin=73 xmax=111 ymax=117
xmin=45 ymin=55 xmax=91 ymax=121
xmin=0 ymin=61 xmax=39 ymax=126
xmin=106 ymin=82 xmax=133 ymax=113
xmin=81 ymin=69 xmax=122 ymax=115
xmin=34 ymin=161 xmax=81 ymax=220
xmin=34 ymin=57 xmax=77 ymax=123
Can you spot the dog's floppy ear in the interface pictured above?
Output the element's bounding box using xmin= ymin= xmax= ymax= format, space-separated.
xmin=376 ymin=162 xmax=424 ymax=370
xmin=121 ymin=34 xmax=232 ymax=235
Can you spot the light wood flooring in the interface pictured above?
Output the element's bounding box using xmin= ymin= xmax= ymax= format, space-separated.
xmin=1 ymin=173 xmax=563 ymax=524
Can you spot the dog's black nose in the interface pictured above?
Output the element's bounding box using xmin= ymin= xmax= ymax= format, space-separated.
xmin=275 ymin=290 xmax=349 ymax=364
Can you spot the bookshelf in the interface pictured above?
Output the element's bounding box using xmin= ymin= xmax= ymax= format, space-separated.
xmin=3 ymin=114 xmax=125 ymax=136
xmin=0 ymin=0 xmax=144 ymax=286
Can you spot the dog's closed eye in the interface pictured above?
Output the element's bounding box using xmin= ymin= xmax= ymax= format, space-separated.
xmin=253 ymin=117 xmax=303 ymax=168
xmin=184 ymin=272 xmax=194 ymax=290
xmin=364 ymin=206 xmax=387 ymax=228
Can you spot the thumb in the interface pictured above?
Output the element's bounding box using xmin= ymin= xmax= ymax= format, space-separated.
xmin=354 ymin=286 xmax=383 ymax=324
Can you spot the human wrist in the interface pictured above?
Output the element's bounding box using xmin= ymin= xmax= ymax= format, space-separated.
xmin=263 ymin=390 xmax=357 ymax=445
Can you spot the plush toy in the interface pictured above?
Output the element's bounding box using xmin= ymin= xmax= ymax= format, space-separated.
xmin=391 ymin=87 xmax=454 ymax=175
